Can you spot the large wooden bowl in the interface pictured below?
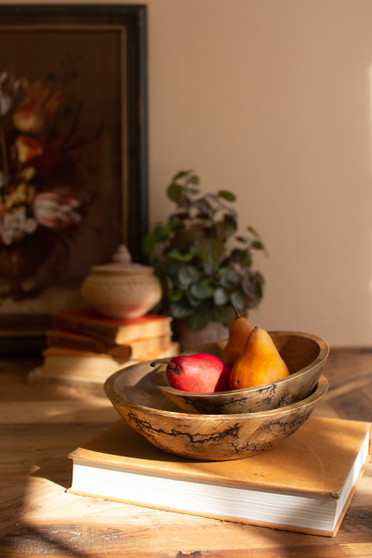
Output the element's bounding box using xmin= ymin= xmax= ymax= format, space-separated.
xmin=152 ymin=331 xmax=329 ymax=414
xmin=104 ymin=361 xmax=328 ymax=461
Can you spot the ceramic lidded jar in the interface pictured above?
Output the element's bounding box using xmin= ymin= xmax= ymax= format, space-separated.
xmin=80 ymin=245 xmax=162 ymax=319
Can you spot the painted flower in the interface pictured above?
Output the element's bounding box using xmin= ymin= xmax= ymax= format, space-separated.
xmin=13 ymin=79 xmax=62 ymax=135
xmin=18 ymin=166 xmax=36 ymax=182
xmin=0 ymin=68 xmax=20 ymax=116
xmin=0 ymin=58 xmax=102 ymax=299
xmin=0 ymin=206 xmax=37 ymax=245
xmin=15 ymin=135 xmax=43 ymax=164
xmin=33 ymin=191 xmax=82 ymax=230
xmin=4 ymin=183 xmax=36 ymax=210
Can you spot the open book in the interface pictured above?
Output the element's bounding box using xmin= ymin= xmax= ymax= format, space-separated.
xmin=68 ymin=416 xmax=371 ymax=536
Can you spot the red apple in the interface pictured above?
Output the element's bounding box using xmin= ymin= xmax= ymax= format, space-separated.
xmin=165 ymin=353 xmax=230 ymax=393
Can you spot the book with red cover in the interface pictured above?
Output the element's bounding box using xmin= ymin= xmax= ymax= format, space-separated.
xmin=52 ymin=308 xmax=172 ymax=344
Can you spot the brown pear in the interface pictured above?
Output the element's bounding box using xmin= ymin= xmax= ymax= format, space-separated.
xmin=229 ymin=327 xmax=289 ymax=390
xmin=221 ymin=315 xmax=254 ymax=368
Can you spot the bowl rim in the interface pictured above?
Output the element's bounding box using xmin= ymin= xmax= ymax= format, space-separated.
xmin=153 ymin=330 xmax=330 ymax=399
xmin=104 ymin=369 xmax=329 ymax=421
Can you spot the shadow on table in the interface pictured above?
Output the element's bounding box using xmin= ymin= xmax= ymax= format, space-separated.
xmin=2 ymin=390 xmax=371 ymax=558
xmin=0 ymin=391 xmax=116 ymax=556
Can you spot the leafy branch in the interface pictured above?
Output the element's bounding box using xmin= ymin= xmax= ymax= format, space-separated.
xmin=143 ymin=170 xmax=267 ymax=331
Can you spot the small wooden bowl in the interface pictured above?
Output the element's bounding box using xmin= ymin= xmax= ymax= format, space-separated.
xmin=152 ymin=331 xmax=329 ymax=414
xmin=104 ymin=362 xmax=329 ymax=461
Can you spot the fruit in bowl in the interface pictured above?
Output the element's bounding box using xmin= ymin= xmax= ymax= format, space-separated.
xmin=164 ymin=353 xmax=230 ymax=393
xmin=157 ymin=317 xmax=292 ymax=394
xmin=152 ymin=325 xmax=329 ymax=414
xmin=220 ymin=313 xmax=254 ymax=367
xmin=228 ymin=326 xmax=289 ymax=389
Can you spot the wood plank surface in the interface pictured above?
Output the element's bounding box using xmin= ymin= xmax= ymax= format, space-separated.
xmin=0 ymin=349 xmax=371 ymax=557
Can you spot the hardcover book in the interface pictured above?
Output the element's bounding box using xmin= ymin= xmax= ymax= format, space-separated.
xmin=38 ymin=343 xmax=180 ymax=381
xmin=47 ymin=329 xmax=173 ymax=360
xmin=52 ymin=309 xmax=173 ymax=344
xmin=68 ymin=416 xmax=371 ymax=536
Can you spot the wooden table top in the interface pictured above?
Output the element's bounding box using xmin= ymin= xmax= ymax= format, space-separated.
xmin=0 ymin=348 xmax=371 ymax=557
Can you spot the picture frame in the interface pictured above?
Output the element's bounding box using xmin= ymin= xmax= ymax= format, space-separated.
xmin=0 ymin=5 xmax=148 ymax=354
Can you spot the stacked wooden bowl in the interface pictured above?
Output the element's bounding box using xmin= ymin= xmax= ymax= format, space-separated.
xmin=104 ymin=331 xmax=329 ymax=461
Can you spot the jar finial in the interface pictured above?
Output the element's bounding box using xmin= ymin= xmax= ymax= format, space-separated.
xmin=112 ymin=244 xmax=132 ymax=265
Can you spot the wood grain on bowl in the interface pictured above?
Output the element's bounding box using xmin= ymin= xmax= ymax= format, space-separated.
xmin=104 ymin=362 xmax=329 ymax=461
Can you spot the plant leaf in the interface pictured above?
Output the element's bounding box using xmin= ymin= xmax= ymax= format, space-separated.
xmin=186 ymin=290 xmax=203 ymax=307
xmin=214 ymin=287 xmax=229 ymax=306
xmin=190 ymin=280 xmax=215 ymax=300
xmin=241 ymin=272 xmax=256 ymax=298
xmin=188 ymin=174 xmax=200 ymax=185
xmin=203 ymin=261 xmax=218 ymax=277
xmin=178 ymin=265 xmax=200 ymax=288
xmin=229 ymin=248 xmax=252 ymax=267
xmin=252 ymin=239 xmax=266 ymax=251
xmin=168 ymin=289 xmax=184 ymax=302
xmin=142 ymin=234 xmax=156 ymax=256
xmin=218 ymin=268 xmax=240 ymax=289
xmin=167 ymin=183 xmax=184 ymax=202
xmin=171 ymin=229 xmax=199 ymax=252
xmin=173 ymin=170 xmax=191 ymax=180
xmin=230 ymin=289 xmax=246 ymax=311
xmin=167 ymin=248 xmax=195 ymax=262
xmin=241 ymin=271 xmax=265 ymax=307
xmin=218 ymin=190 xmax=236 ymax=202
xmin=195 ymin=198 xmax=213 ymax=217
xmin=196 ymin=238 xmax=224 ymax=264
xmin=169 ymin=301 xmax=194 ymax=319
xmin=221 ymin=214 xmax=237 ymax=238
xmin=247 ymin=225 xmax=259 ymax=236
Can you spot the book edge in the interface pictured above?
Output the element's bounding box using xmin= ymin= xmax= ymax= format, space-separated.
xmin=65 ymin=487 xmax=337 ymax=537
xmin=68 ymin=420 xmax=371 ymax=496
xmin=330 ymin=439 xmax=371 ymax=536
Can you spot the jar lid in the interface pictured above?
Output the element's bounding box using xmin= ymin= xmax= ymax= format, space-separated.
xmin=90 ymin=244 xmax=154 ymax=274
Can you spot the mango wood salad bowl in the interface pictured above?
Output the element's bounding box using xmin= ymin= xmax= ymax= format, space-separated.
xmin=152 ymin=331 xmax=330 ymax=414
xmin=104 ymin=359 xmax=329 ymax=461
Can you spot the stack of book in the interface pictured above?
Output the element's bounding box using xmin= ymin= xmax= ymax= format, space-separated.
xmin=31 ymin=308 xmax=179 ymax=388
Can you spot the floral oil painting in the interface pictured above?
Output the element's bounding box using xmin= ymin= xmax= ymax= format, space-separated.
xmin=0 ymin=12 xmax=147 ymax=352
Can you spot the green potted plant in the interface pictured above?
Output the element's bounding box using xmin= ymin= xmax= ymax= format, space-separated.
xmin=143 ymin=170 xmax=266 ymax=348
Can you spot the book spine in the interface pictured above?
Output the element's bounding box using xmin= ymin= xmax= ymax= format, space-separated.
xmin=107 ymin=346 xmax=132 ymax=360
xmin=53 ymin=313 xmax=173 ymax=344
xmin=47 ymin=332 xmax=110 ymax=354
xmin=53 ymin=315 xmax=119 ymax=342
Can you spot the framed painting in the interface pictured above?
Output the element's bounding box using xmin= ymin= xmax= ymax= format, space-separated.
xmin=0 ymin=5 xmax=148 ymax=354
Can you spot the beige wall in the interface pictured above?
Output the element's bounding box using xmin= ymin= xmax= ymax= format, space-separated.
xmin=6 ymin=1 xmax=372 ymax=346
xmin=150 ymin=0 xmax=372 ymax=348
